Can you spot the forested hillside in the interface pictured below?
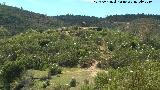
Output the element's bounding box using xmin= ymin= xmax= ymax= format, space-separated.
xmin=0 ymin=4 xmax=160 ymax=90
xmin=1 ymin=4 xmax=160 ymax=35
xmin=0 ymin=4 xmax=63 ymax=35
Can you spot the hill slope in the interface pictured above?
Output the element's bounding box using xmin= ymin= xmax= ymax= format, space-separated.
xmin=1 ymin=4 xmax=160 ymax=37
xmin=0 ymin=4 xmax=63 ymax=34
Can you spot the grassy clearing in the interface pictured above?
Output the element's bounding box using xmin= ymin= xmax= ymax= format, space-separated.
xmin=27 ymin=67 xmax=105 ymax=90
xmin=27 ymin=70 xmax=50 ymax=79
xmin=48 ymin=68 xmax=95 ymax=90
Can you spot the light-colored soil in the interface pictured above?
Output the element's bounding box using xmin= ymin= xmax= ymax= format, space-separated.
xmin=82 ymin=60 xmax=102 ymax=77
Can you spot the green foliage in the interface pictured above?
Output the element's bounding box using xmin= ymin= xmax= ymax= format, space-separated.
xmin=69 ymin=78 xmax=77 ymax=87
xmin=49 ymin=63 xmax=62 ymax=75
xmin=52 ymin=84 xmax=70 ymax=90
xmin=1 ymin=4 xmax=160 ymax=89
xmin=0 ymin=29 xmax=100 ymax=88
xmin=79 ymin=57 xmax=94 ymax=68
xmin=80 ymin=85 xmax=94 ymax=90
xmin=0 ymin=26 xmax=11 ymax=39
xmin=1 ymin=61 xmax=24 ymax=82
xmin=98 ymin=31 xmax=160 ymax=68
xmin=103 ymin=48 xmax=160 ymax=69
xmin=0 ymin=27 xmax=159 ymax=89
xmin=146 ymin=35 xmax=160 ymax=50
xmin=17 ymin=54 xmax=48 ymax=70
xmin=42 ymin=79 xmax=50 ymax=88
xmin=0 ymin=5 xmax=63 ymax=35
xmin=1 ymin=3 xmax=160 ymax=37
xmin=54 ymin=52 xmax=79 ymax=67
xmin=0 ymin=61 xmax=24 ymax=89
xmin=94 ymin=61 xmax=160 ymax=90
xmin=94 ymin=71 xmax=110 ymax=89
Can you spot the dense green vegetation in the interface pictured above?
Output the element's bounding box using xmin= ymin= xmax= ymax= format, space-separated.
xmin=0 ymin=4 xmax=160 ymax=90
xmin=0 ymin=4 xmax=63 ymax=35
xmin=0 ymin=29 xmax=159 ymax=89
xmin=1 ymin=4 xmax=160 ymax=35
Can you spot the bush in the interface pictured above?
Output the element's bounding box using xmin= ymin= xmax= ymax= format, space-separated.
xmin=79 ymin=57 xmax=94 ymax=68
xmin=103 ymin=45 xmax=160 ymax=69
xmin=106 ymin=49 xmax=139 ymax=69
xmin=94 ymin=72 xmax=109 ymax=89
xmin=0 ymin=61 xmax=24 ymax=89
xmin=55 ymin=51 xmax=79 ymax=67
xmin=69 ymin=78 xmax=77 ymax=87
xmin=49 ymin=63 xmax=62 ymax=75
xmin=13 ymin=78 xmax=33 ymax=90
xmin=94 ymin=61 xmax=160 ymax=90
xmin=42 ymin=79 xmax=50 ymax=88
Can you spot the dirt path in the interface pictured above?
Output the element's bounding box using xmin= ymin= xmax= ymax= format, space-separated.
xmin=83 ymin=60 xmax=102 ymax=77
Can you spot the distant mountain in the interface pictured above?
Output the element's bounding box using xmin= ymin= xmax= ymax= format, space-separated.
xmin=1 ymin=4 xmax=160 ymax=36
xmin=54 ymin=14 xmax=101 ymax=27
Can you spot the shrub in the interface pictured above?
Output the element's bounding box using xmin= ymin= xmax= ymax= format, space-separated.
xmin=94 ymin=72 xmax=109 ymax=89
xmin=55 ymin=52 xmax=79 ymax=67
xmin=106 ymin=49 xmax=139 ymax=68
xmin=42 ymin=79 xmax=50 ymax=88
xmin=105 ymin=45 xmax=160 ymax=69
xmin=69 ymin=78 xmax=77 ymax=87
xmin=38 ymin=39 xmax=50 ymax=47
xmin=13 ymin=78 xmax=33 ymax=90
xmin=49 ymin=63 xmax=62 ymax=75
xmin=79 ymin=57 xmax=94 ymax=68
xmin=0 ymin=61 xmax=24 ymax=89
xmin=94 ymin=61 xmax=160 ymax=90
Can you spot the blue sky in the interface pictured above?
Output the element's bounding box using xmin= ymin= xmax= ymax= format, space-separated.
xmin=0 ymin=0 xmax=159 ymax=17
